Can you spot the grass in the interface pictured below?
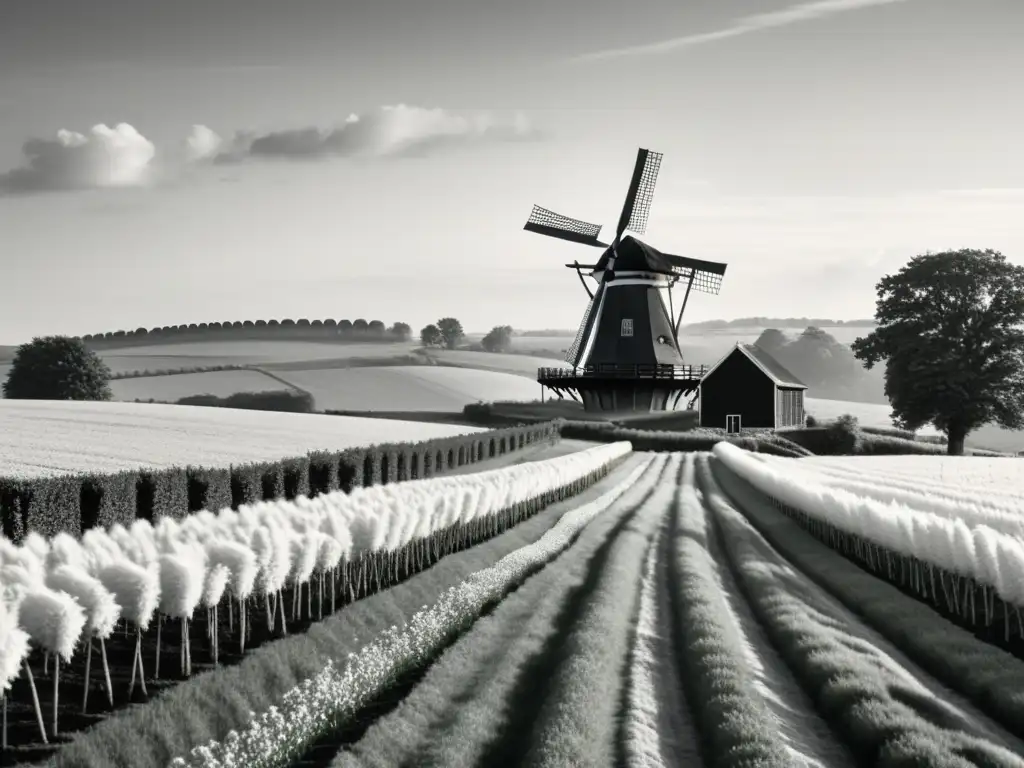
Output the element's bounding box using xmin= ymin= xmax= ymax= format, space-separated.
xmin=664 ymin=454 xmax=793 ymax=767
xmin=702 ymin=456 xmax=1024 ymax=765
xmin=269 ymin=366 xmax=543 ymax=412
xmin=323 ymin=454 xmax=669 ymax=768
xmin=38 ymin=455 xmax=642 ymax=768
xmin=109 ymin=370 xmax=289 ymax=401
xmin=0 ymin=400 xmax=483 ymax=479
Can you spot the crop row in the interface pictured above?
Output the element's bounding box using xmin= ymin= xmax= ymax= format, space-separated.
xmin=167 ymin=450 xmax=651 ymax=767
xmin=0 ymin=440 xmax=629 ymax=753
xmin=714 ymin=443 xmax=1024 ymax=625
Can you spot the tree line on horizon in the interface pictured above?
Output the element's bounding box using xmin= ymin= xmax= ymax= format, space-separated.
xmin=79 ymin=319 xmax=413 ymax=342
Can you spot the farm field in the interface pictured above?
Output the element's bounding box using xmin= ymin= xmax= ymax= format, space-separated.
xmin=421 ymin=348 xmax=567 ymax=378
xmin=0 ymin=400 xmax=484 ymax=479
xmin=109 ymin=369 xmax=290 ymax=401
xmin=96 ymin=341 xmax=419 ymax=376
xmin=270 ymin=365 xmax=545 ymax=412
xmin=6 ymin=442 xmax=1024 ymax=768
xmin=803 ymin=454 xmax=1024 ymax=493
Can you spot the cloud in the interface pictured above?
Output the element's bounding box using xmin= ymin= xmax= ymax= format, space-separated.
xmin=184 ymin=124 xmax=223 ymax=163
xmin=0 ymin=123 xmax=157 ymax=193
xmin=570 ymin=0 xmax=915 ymax=63
xmin=209 ymin=105 xmax=539 ymax=163
xmin=0 ymin=106 xmax=540 ymax=194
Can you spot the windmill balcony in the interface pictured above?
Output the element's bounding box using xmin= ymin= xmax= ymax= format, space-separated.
xmin=537 ymin=363 xmax=709 ymax=380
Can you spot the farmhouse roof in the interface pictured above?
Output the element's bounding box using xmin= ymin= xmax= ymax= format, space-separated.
xmin=702 ymin=342 xmax=808 ymax=389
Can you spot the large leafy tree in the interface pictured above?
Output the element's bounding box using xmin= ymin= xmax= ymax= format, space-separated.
xmin=389 ymin=322 xmax=412 ymax=341
xmin=481 ymin=325 xmax=514 ymax=353
xmin=852 ymin=249 xmax=1024 ymax=455
xmin=420 ymin=324 xmax=443 ymax=348
xmin=436 ymin=317 xmax=464 ymax=350
xmin=3 ymin=336 xmax=113 ymax=401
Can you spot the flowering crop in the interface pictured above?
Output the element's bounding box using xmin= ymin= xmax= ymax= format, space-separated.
xmin=167 ymin=455 xmax=651 ymax=768
xmin=0 ymin=440 xmax=631 ymax=749
xmin=714 ymin=443 xmax=1024 ymax=633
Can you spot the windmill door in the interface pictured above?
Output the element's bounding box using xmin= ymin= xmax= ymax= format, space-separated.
xmin=725 ymin=414 xmax=742 ymax=434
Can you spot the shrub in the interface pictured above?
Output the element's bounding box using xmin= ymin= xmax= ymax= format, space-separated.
xmin=820 ymin=414 xmax=862 ymax=454
xmin=176 ymin=390 xmax=315 ymax=413
xmin=80 ymin=471 xmax=137 ymax=532
xmin=3 ymin=336 xmax=113 ymax=400
xmin=136 ymin=469 xmax=189 ymax=522
xmin=186 ymin=467 xmax=233 ymax=513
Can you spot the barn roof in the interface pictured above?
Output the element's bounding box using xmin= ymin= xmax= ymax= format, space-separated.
xmin=701 ymin=342 xmax=807 ymax=389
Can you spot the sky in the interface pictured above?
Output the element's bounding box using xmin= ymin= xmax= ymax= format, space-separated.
xmin=0 ymin=0 xmax=1022 ymax=343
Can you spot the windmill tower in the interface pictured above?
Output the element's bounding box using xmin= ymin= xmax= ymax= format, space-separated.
xmin=525 ymin=148 xmax=728 ymax=413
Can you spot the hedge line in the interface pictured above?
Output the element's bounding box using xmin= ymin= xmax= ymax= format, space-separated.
xmin=558 ymin=421 xmax=807 ymax=457
xmin=0 ymin=422 xmax=558 ymax=544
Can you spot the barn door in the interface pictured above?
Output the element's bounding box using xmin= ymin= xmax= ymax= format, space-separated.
xmin=726 ymin=414 xmax=742 ymax=434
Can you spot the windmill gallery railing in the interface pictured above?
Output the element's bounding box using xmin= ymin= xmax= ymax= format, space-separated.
xmin=538 ymin=363 xmax=709 ymax=380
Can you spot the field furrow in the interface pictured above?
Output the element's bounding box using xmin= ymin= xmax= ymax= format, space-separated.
xmin=701 ymin=456 xmax=1024 ymax=766
xmin=621 ymin=516 xmax=699 ymax=768
xmin=321 ymin=454 xmax=674 ymax=768
xmin=693 ymin=463 xmax=855 ymax=768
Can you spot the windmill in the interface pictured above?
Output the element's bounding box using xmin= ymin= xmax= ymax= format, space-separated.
xmin=525 ymin=148 xmax=728 ymax=412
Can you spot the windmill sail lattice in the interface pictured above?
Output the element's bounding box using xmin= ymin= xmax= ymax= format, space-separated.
xmin=564 ymin=294 xmax=596 ymax=365
xmin=619 ymin=149 xmax=662 ymax=237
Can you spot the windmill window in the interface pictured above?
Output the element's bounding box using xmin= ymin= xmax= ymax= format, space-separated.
xmin=621 ymin=318 xmax=634 ymax=337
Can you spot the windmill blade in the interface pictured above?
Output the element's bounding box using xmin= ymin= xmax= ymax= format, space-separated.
xmin=524 ymin=205 xmax=608 ymax=247
xmin=662 ymin=253 xmax=728 ymax=295
xmin=564 ymin=286 xmax=602 ymax=366
xmin=615 ymin=148 xmax=663 ymax=239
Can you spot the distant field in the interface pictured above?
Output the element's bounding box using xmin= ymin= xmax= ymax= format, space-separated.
xmin=424 ymin=349 xmax=567 ymax=378
xmin=272 ymin=365 xmax=544 ymax=412
xmin=805 ymin=396 xmax=1024 ymax=454
xmin=0 ymin=400 xmax=484 ymax=479
xmin=109 ymin=369 xmax=290 ymax=401
xmin=681 ymin=324 xmax=874 ymax=345
xmin=803 ymin=455 xmax=1024 ymax=492
xmin=94 ymin=340 xmax=418 ymax=374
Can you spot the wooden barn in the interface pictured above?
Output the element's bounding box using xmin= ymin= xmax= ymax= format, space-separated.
xmin=698 ymin=343 xmax=807 ymax=432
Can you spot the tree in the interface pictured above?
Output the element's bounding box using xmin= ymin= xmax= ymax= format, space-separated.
xmin=436 ymin=317 xmax=464 ymax=350
xmin=338 ymin=319 xmax=353 ymax=334
xmin=753 ymin=328 xmax=787 ymax=354
xmin=353 ymin=319 xmax=369 ymax=332
xmin=481 ymin=325 xmax=514 ymax=353
xmin=852 ymin=249 xmax=1024 ymax=455
xmin=420 ymin=324 xmax=443 ymax=348
xmin=324 ymin=319 xmax=337 ymax=328
xmin=297 ymin=319 xmax=310 ymax=327
xmin=3 ymin=336 xmax=113 ymax=401
xmin=134 ymin=327 xmax=148 ymax=336
xmin=389 ymin=322 xmax=412 ymax=341
xmin=268 ymin=319 xmax=280 ymax=327
xmin=255 ymin=319 xmax=267 ymax=327
xmin=243 ymin=320 xmax=255 ymax=328
xmin=368 ymin=320 xmax=386 ymax=336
